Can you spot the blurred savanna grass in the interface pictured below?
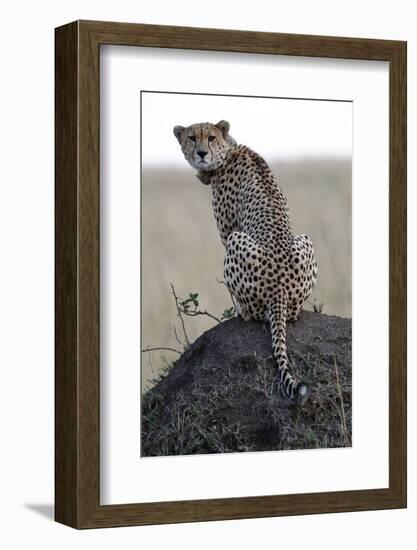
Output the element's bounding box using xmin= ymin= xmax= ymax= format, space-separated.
xmin=141 ymin=158 xmax=351 ymax=391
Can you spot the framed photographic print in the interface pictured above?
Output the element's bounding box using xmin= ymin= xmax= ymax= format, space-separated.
xmin=55 ymin=20 xmax=406 ymax=528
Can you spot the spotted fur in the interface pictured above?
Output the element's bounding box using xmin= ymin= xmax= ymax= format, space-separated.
xmin=174 ymin=121 xmax=318 ymax=405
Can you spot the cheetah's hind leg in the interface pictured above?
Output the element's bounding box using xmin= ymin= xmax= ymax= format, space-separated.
xmin=224 ymin=231 xmax=266 ymax=322
xmin=289 ymin=234 xmax=318 ymax=319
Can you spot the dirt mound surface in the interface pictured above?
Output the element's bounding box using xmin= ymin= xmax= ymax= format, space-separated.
xmin=142 ymin=311 xmax=352 ymax=456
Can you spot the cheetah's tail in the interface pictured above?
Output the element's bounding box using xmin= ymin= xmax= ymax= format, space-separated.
xmin=268 ymin=297 xmax=309 ymax=406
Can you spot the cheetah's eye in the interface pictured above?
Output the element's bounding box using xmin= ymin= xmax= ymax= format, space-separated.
xmin=189 ymin=136 xmax=196 ymax=142
xmin=208 ymin=136 xmax=216 ymax=142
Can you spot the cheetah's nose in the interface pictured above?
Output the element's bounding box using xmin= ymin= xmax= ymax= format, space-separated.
xmin=197 ymin=150 xmax=208 ymax=159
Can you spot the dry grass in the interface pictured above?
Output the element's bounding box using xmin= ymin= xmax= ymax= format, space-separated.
xmin=141 ymin=158 xmax=351 ymax=390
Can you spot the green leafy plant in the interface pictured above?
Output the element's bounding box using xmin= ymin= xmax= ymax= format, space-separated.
xmin=142 ymin=282 xmax=235 ymax=359
xmin=221 ymin=306 xmax=235 ymax=320
xmin=179 ymin=292 xmax=199 ymax=312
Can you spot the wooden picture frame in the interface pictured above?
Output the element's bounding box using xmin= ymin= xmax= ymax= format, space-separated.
xmin=55 ymin=20 xmax=407 ymax=529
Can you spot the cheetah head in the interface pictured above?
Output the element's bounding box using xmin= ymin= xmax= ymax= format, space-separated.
xmin=173 ymin=120 xmax=236 ymax=172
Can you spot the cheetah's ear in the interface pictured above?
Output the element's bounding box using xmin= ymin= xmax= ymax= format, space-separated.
xmin=215 ymin=120 xmax=230 ymax=138
xmin=173 ymin=125 xmax=185 ymax=143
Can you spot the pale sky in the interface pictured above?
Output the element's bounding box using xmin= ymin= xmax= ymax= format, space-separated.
xmin=141 ymin=91 xmax=352 ymax=167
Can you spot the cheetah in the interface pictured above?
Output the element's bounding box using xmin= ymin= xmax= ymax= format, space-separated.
xmin=173 ymin=120 xmax=318 ymax=405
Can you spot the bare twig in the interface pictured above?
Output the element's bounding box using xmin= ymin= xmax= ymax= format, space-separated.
xmin=146 ymin=351 xmax=155 ymax=382
xmin=182 ymin=309 xmax=222 ymax=324
xmin=216 ymin=277 xmax=236 ymax=307
xmin=143 ymin=283 xmax=229 ymax=374
xmin=333 ymin=356 xmax=350 ymax=445
xmin=170 ymin=283 xmax=190 ymax=346
xmin=141 ymin=346 xmax=182 ymax=355
xmin=173 ymin=325 xmax=186 ymax=350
